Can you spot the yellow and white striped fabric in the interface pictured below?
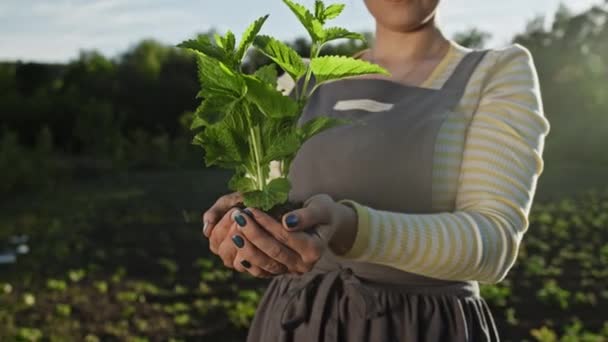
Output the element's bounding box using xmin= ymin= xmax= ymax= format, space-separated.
xmin=330 ymin=40 xmax=551 ymax=285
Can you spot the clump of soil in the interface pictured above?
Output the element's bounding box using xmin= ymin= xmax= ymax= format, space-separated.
xmin=232 ymin=201 xmax=304 ymax=224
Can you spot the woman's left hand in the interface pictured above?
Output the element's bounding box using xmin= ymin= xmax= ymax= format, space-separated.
xmin=242 ymin=193 xmax=358 ymax=273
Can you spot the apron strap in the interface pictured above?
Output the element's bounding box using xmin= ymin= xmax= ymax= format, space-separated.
xmin=438 ymin=48 xmax=491 ymax=108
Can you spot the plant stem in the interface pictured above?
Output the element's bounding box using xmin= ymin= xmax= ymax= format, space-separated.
xmin=244 ymin=106 xmax=264 ymax=190
xmin=300 ymin=42 xmax=319 ymax=102
xmin=254 ymin=125 xmax=264 ymax=186
xmin=250 ymin=126 xmax=264 ymax=190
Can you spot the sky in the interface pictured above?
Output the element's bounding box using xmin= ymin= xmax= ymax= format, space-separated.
xmin=0 ymin=0 xmax=604 ymax=63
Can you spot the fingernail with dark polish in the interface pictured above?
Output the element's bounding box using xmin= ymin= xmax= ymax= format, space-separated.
xmin=232 ymin=235 xmax=245 ymax=248
xmin=241 ymin=260 xmax=251 ymax=268
xmin=243 ymin=208 xmax=253 ymax=218
xmin=285 ymin=214 xmax=298 ymax=229
xmin=234 ymin=213 xmax=247 ymax=227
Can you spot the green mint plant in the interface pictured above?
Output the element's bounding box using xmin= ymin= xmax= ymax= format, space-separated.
xmin=178 ymin=0 xmax=389 ymax=216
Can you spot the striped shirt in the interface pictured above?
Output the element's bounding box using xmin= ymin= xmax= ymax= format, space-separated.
xmin=277 ymin=40 xmax=551 ymax=285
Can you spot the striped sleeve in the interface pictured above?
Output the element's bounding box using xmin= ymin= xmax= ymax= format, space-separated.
xmin=335 ymin=44 xmax=551 ymax=284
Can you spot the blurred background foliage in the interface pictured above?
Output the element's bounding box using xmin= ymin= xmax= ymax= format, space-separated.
xmin=1 ymin=4 xmax=608 ymax=192
xmin=1 ymin=2 xmax=608 ymax=341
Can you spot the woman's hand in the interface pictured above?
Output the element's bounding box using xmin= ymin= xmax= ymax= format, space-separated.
xmin=201 ymin=192 xmax=358 ymax=277
xmin=242 ymin=193 xmax=359 ymax=271
xmin=201 ymin=192 xmax=302 ymax=278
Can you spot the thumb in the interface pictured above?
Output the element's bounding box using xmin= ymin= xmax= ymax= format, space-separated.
xmin=282 ymin=194 xmax=333 ymax=233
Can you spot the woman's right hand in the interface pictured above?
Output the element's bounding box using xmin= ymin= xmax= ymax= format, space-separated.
xmin=202 ymin=192 xmax=299 ymax=277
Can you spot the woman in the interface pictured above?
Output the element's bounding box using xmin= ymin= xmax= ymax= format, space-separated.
xmin=202 ymin=0 xmax=550 ymax=340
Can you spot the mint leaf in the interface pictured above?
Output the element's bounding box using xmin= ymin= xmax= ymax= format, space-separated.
xmin=297 ymin=115 xmax=352 ymax=140
xmin=191 ymin=95 xmax=238 ymax=128
xmin=262 ymin=130 xmax=301 ymax=164
xmin=228 ymin=170 xmax=258 ymax=192
xmin=253 ymin=35 xmax=306 ymax=83
xmin=178 ymin=35 xmax=227 ymax=62
xmin=243 ymin=177 xmax=291 ymax=210
xmin=323 ymin=27 xmax=365 ymax=44
xmin=214 ymin=31 xmax=236 ymax=66
xmin=311 ymin=20 xmax=325 ymax=42
xmin=254 ymin=64 xmax=278 ymax=88
xmin=236 ymin=14 xmax=269 ymax=62
xmin=193 ymin=122 xmax=246 ymax=168
xmin=310 ymin=55 xmax=390 ymax=84
xmin=243 ymin=74 xmax=300 ymax=119
xmin=224 ymin=30 xmax=236 ymax=53
xmin=269 ymin=176 xmax=291 ymax=194
xmin=197 ymin=54 xmax=246 ymax=98
xmin=190 ymin=114 xmax=206 ymax=130
xmin=281 ymin=0 xmax=324 ymax=42
xmin=214 ymin=33 xmax=225 ymax=49
xmin=224 ymin=101 xmax=252 ymax=135
xmin=323 ymin=3 xmax=345 ymax=20
xmin=314 ymin=0 xmax=325 ymax=22
xmin=260 ymin=118 xmax=293 ymax=150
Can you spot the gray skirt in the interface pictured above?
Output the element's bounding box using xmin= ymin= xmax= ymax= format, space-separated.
xmin=246 ymin=267 xmax=500 ymax=342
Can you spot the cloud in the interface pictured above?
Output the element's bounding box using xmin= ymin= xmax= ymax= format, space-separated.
xmin=0 ymin=0 xmax=205 ymax=62
xmin=25 ymin=0 xmax=192 ymax=33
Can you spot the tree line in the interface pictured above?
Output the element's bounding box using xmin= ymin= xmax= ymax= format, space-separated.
xmin=0 ymin=3 xmax=606 ymax=165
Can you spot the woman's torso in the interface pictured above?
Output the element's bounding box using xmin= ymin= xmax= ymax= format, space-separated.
xmin=285 ymin=40 xmax=489 ymax=291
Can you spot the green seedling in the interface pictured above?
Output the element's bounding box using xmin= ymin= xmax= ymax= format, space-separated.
xmin=178 ymin=0 xmax=389 ymax=216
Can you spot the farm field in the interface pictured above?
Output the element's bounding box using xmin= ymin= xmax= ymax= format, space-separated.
xmin=1 ymin=165 xmax=607 ymax=341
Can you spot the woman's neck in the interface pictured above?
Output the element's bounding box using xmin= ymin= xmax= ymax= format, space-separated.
xmin=370 ymin=18 xmax=450 ymax=66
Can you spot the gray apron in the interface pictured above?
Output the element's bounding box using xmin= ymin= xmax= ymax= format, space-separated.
xmin=246 ymin=48 xmax=500 ymax=341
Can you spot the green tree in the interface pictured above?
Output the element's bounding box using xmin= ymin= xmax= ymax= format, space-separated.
xmin=513 ymin=3 xmax=608 ymax=164
xmin=453 ymin=28 xmax=492 ymax=48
